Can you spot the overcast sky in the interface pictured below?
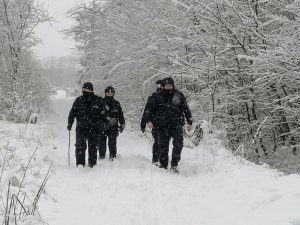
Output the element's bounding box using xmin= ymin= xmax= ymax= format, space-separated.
xmin=33 ymin=0 xmax=86 ymax=59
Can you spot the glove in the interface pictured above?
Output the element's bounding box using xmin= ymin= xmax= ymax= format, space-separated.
xmin=67 ymin=124 xmax=72 ymax=131
xmin=120 ymin=123 xmax=126 ymax=133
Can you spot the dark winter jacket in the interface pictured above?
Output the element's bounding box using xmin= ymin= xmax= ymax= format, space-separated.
xmin=144 ymin=89 xmax=192 ymax=128
xmin=68 ymin=92 xmax=106 ymax=131
xmin=103 ymin=96 xmax=125 ymax=129
xmin=141 ymin=92 xmax=158 ymax=131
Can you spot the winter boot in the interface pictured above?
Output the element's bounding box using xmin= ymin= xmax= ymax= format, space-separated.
xmin=159 ymin=164 xmax=167 ymax=170
xmin=88 ymin=163 xmax=94 ymax=168
xmin=153 ymin=161 xmax=160 ymax=167
xmin=109 ymin=156 xmax=116 ymax=161
xmin=170 ymin=166 xmax=179 ymax=174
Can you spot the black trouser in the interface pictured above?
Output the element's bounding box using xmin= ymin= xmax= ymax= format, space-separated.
xmin=75 ymin=127 xmax=98 ymax=167
xmin=98 ymin=126 xmax=119 ymax=159
xmin=157 ymin=125 xmax=183 ymax=168
xmin=152 ymin=128 xmax=159 ymax=163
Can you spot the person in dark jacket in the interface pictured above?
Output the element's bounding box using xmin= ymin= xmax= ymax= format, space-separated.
xmin=141 ymin=80 xmax=163 ymax=165
xmin=144 ymin=77 xmax=193 ymax=173
xmin=67 ymin=82 xmax=105 ymax=168
xmin=98 ymin=86 xmax=125 ymax=161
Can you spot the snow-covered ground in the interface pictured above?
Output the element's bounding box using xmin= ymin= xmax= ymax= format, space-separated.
xmin=1 ymin=90 xmax=300 ymax=225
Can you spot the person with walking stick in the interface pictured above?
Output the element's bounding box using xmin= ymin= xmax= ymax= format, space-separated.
xmin=67 ymin=82 xmax=105 ymax=168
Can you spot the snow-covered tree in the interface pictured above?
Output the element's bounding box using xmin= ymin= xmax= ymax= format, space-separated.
xmin=0 ymin=0 xmax=51 ymax=122
xmin=68 ymin=0 xmax=300 ymax=172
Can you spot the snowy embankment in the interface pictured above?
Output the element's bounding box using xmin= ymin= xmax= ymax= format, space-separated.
xmin=0 ymin=117 xmax=54 ymax=224
xmin=1 ymin=90 xmax=300 ymax=225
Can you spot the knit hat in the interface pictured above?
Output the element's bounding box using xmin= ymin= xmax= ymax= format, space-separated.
xmin=105 ymin=86 xmax=115 ymax=94
xmin=82 ymin=82 xmax=94 ymax=91
xmin=162 ymin=77 xmax=174 ymax=86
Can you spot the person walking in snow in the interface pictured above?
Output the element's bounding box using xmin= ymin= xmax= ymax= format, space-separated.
xmin=141 ymin=79 xmax=163 ymax=165
xmin=98 ymin=86 xmax=125 ymax=161
xmin=144 ymin=77 xmax=193 ymax=173
xmin=67 ymin=82 xmax=105 ymax=168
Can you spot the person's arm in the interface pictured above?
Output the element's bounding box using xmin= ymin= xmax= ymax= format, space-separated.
xmin=117 ymin=103 xmax=125 ymax=125
xmin=181 ymin=93 xmax=193 ymax=125
xmin=140 ymin=96 xmax=153 ymax=132
xmin=145 ymin=95 xmax=157 ymax=129
xmin=117 ymin=102 xmax=125 ymax=132
xmin=67 ymin=98 xmax=79 ymax=130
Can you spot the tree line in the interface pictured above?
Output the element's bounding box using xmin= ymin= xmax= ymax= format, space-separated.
xmin=66 ymin=0 xmax=300 ymax=173
xmin=0 ymin=0 xmax=51 ymax=122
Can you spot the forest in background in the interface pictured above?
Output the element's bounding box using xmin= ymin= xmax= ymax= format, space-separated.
xmin=66 ymin=0 xmax=300 ymax=173
xmin=41 ymin=56 xmax=80 ymax=90
xmin=0 ymin=0 xmax=52 ymax=123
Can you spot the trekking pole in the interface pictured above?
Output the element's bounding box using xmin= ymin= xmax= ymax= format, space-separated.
xmin=68 ymin=130 xmax=71 ymax=166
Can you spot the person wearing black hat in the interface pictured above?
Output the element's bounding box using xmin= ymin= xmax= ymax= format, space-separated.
xmin=67 ymin=82 xmax=105 ymax=168
xmin=144 ymin=77 xmax=193 ymax=173
xmin=141 ymin=79 xmax=163 ymax=165
xmin=98 ymin=86 xmax=125 ymax=161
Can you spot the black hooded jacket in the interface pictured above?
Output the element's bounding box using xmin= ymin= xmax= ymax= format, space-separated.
xmin=141 ymin=92 xmax=159 ymax=131
xmin=68 ymin=92 xmax=106 ymax=131
xmin=144 ymin=89 xmax=192 ymax=128
xmin=103 ymin=96 xmax=125 ymax=128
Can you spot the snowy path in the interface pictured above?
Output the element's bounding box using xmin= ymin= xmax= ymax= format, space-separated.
xmin=38 ymin=91 xmax=300 ymax=225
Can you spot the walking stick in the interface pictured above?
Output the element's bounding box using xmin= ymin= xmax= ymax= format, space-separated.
xmin=68 ymin=130 xmax=71 ymax=166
